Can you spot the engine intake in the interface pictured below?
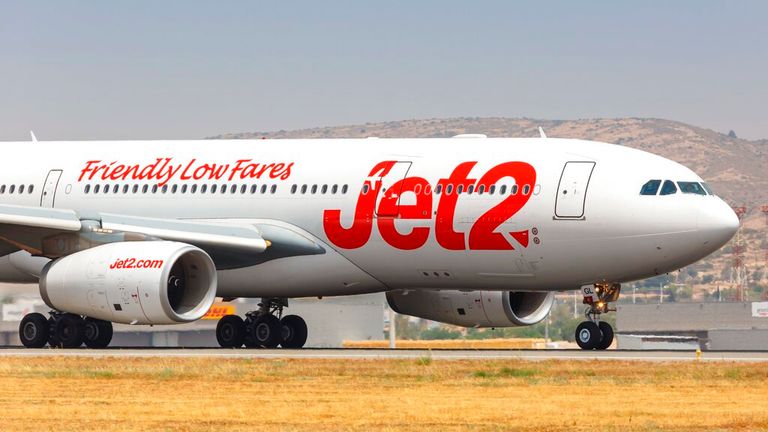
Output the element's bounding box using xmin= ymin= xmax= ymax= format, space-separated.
xmin=40 ymin=241 xmax=217 ymax=325
xmin=386 ymin=289 xmax=554 ymax=328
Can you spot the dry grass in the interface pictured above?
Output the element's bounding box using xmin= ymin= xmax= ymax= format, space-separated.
xmin=0 ymin=356 xmax=766 ymax=431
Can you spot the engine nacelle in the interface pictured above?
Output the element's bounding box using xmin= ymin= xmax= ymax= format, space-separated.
xmin=386 ymin=289 xmax=555 ymax=328
xmin=40 ymin=241 xmax=217 ymax=325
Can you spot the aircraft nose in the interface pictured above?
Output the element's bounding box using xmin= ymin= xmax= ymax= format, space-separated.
xmin=698 ymin=199 xmax=739 ymax=249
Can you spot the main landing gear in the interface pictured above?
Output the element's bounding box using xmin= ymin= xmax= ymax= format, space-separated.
xmin=216 ymin=297 xmax=308 ymax=349
xmin=18 ymin=312 xmax=113 ymax=348
xmin=575 ymin=283 xmax=619 ymax=350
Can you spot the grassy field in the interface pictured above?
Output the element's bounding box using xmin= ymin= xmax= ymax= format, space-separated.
xmin=0 ymin=356 xmax=766 ymax=431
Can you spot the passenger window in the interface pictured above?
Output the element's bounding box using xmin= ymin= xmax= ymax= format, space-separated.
xmin=478 ymin=185 xmax=485 ymax=195
xmin=270 ymin=185 xmax=276 ymax=194
xmin=19 ymin=185 xmax=24 ymax=194
xmin=677 ymin=181 xmax=707 ymax=195
xmin=142 ymin=185 xmax=149 ymax=194
xmin=362 ymin=184 xmax=369 ymax=195
xmin=250 ymin=185 xmax=257 ymax=194
xmin=123 ymin=185 xmax=130 ymax=194
xmin=112 ymin=185 xmax=119 ymax=193
xmin=191 ymin=184 xmax=198 ymax=194
xmin=291 ymin=185 xmax=297 ymax=194
xmin=321 ymin=185 xmax=328 ymax=194
xmin=261 ymin=184 xmax=267 ymax=194
xmin=311 ymin=185 xmax=318 ymax=194
xmin=162 ymin=185 xmax=168 ymax=194
xmin=230 ymin=185 xmax=237 ymax=194
xmin=342 ymin=185 xmax=348 ymax=194
xmin=523 ymin=185 xmax=530 ymax=195
xmin=301 ymin=185 xmax=307 ymax=194
xmin=468 ymin=185 xmax=474 ymax=194
xmin=489 ymin=185 xmax=496 ymax=195
xmin=181 ymin=185 xmax=187 ymax=194
xmin=211 ymin=184 xmax=218 ymax=194
xmin=152 ymin=185 xmax=159 ymax=194
xmin=200 ymin=184 xmax=207 ymax=194
xmin=83 ymin=185 xmax=90 ymax=194
xmin=446 ymin=184 xmax=454 ymax=195
xmin=435 ymin=184 xmax=443 ymax=195
xmin=424 ymin=184 xmax=432 ymax=195
xmin=511 ymin=185 xmax=518 ymax=195
xmin=221 ymin=184 xmax=227 ymax=194
xmin=92 ymin=185 xmax=99 ymax=194
xmin=499 ymin=185 xmax=507 ymax=194
xmin=172 ymin=185 xmax=178 ymax=194
xmin=457 ymin=185 xmax=464 ymax=194
xmin=660 ymin=180 xmax=677 ymax=195
xmin=639 ymin=180 xmax=661 ymax=195
xmin=331 ymin=185 xmax=338 ymax=194
xmin=240 ymin=185 xmax=247 ymax=194
xmin=132 ymin=185 xmax=139 ymax=194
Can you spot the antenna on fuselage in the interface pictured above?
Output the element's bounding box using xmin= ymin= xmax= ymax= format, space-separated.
xmin=30 ymin=131 xmax=38 ymax=143
xmin=538 ymin=127 xmax=547 ymax=139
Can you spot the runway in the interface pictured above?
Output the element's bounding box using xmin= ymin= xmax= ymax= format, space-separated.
xmin=1 ymin=347 xmax=767 ymax=361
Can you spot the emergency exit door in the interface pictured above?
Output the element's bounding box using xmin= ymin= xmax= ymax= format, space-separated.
xmin=40 ymin=170 xmax=63 ymax=208
xmin=554 ymin=162 xmax=595 ymax=219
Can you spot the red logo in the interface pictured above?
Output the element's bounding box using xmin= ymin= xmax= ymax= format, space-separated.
xmin=323 ymin=161 xmax=536 ymax=251
xmin=109 ymin=258 xmax=164 ymax=269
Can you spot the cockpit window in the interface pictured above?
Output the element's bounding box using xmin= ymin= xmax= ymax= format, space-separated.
xmin=640 ymin=180 xmax=661 ymax=195
xmin=701 ymin=183 xmax=714 ymax=196
xmin=677 ymin=181 xmax=707 ymax=195
xmin=659 ymin=180 xmax=677 ymax=195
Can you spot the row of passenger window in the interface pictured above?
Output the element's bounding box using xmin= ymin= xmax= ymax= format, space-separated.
xmin=361 ymin=183 xmax=532 ymax=196
xmin=84 ymin=183 xmax=279 ymax=195
xmin=639 ymin=180 xmax=713 ymax=196
xmin=290 ymin=184 xmax=349 ymax=194
xmin=0 ymin=184 xmax=35 ymax=195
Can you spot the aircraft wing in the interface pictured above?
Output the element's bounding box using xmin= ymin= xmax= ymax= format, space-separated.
xmin=0 ymin=204 xmax=323 ymax=270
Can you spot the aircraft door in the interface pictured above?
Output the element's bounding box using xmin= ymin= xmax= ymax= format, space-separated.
xmin=40 ymin=169 xmax=63 ymax=208
xmin=375 ymin=161 xmax=412 ymax=217
xmin=554 ymin=161 xmax=595 ymax=219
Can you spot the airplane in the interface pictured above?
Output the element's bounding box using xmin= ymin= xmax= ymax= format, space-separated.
xmin=0 ymin=132 xmax=738 ymax=350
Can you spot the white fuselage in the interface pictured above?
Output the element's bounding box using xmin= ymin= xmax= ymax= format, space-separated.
xmin=0 ymin=137 xmax=738 ymax=298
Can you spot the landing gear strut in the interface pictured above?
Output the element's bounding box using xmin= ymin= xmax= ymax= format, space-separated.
xmin=18 ymin=312 xmax=113 ymax=348
xmin=215 ymin=298 xmax=308 ymax=349
xmin=575 ymin=283 xmax=619 ymax=350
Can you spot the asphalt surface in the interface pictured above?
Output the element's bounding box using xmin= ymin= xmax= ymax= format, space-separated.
xmin=1 ymin=347 xmax=767 ymax=362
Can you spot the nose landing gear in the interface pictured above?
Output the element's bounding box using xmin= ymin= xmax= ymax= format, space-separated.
xmin=215 ymin=297 xmax=308 ymax=349
xmin=575 ymin=283 xmax=620 ymax=350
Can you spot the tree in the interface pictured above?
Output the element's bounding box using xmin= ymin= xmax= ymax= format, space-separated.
xmin=728 ymin=130 xmax=737 ymax=139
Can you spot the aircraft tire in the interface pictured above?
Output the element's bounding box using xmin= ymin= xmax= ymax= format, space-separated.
xmin=216 ymin=315 xmax=246 ymax=348
xmin=279 ymin=315 xmax=308 ymax=349
xmin=19 ymin=313 xmax=49 ymax=348
xmin=84 ymin=317 xmax=113 ymax=349
xmin=251 ymin=314 xmax=282 ymax=348
xmin=50 ymin=313 xmax=85 ymax=348
xmin=575 ymin=321 xmax=601 ymax=350
xmin=595 ymin=322 xmax=614 ymax=350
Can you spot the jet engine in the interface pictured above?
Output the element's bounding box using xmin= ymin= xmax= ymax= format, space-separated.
xmin=40 ymin=241 xmax=217 ymax=325
xmin=386 ymin=289 xmax=555 ymax=327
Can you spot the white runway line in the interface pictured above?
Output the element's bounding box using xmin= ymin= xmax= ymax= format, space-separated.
xmin=0 ymin=348 xmax=767 ymax=362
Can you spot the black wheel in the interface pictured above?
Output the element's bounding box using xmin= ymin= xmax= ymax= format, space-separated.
xmin=248 ymin=314 xmax=282 ymax=348
xmin=19 ymin=313 xmax=49 ymax=348
xmin=83 ymin=317 xmax=113 ymax=348
xmin=50 ymin=314 xmax=85 ymax=348
xmin=596 ymin=321 xmax=614 ymax=350
xmin=575 ymin=321 xmax=601 ymax=350
xmin=280 ymin=315 xmax=308 ymax=349
xmin=216 ymin=315 xmax=245 ymax=348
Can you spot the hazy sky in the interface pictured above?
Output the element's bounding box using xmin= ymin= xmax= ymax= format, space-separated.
xmin=1 ymin=1 xmax=766 ymax=141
